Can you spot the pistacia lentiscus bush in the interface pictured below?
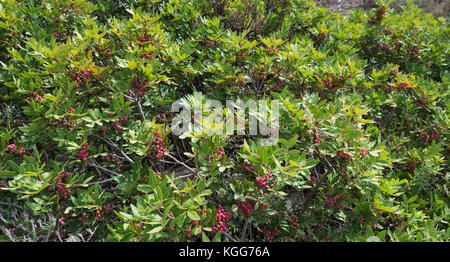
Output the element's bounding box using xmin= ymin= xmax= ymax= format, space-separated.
xmin=0 ymin=0 xmax=448 ymax=242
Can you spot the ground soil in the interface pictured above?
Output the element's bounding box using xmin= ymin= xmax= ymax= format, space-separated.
xmin=315 ymin=0 xmax=449 ymax=17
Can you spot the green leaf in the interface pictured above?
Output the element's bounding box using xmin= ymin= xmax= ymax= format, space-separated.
xmin=367 ymin=236 xmax=381 ymax=242
xmin=149 ymin=226 xmax=163 ymax=234
xmin=137 ymin=184 xmax=153 ymax=193
xmin=202 ymin=232 xmax=210 ymax=242
xmin=408 ymin=195 xmax=418 ymax=204
xmin=213 ymin=231 xmax=222 ymax=242
xmin=43 ymin=94 xmax=58 ymax=102
xmin=128 ymin=61 xmax=137 ymax=70
xmin=187 ymin=210 xmax=200 ymax=221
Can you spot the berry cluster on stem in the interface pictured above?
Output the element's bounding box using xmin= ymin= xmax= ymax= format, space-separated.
xmin=215 ymin=147 xmax=225 ymax=159
xmin=94 ymin=45 xmax=111 ymax=58
xmin=236 ymin=198 xmax=254 ymax=216
xmin=76 ymin=143 xmax=89 ymax=161
xmin=111 ymin=117 xmax=127 ymax=132
xmin=153 ymin=132 xmax=167 ymax=159
xmin=394 ymin=82 xmax=409 ymax=91
xmin=71 ymin=69 xmax=94 ymax=88
xmin=212 ymin=205 xmax=232 ymax=233
xmin=131 ymin=77 xmax=147 ymax=96
xmin=368 ymin=6 xmax=386 ymax=25
xmin=264 ymin=226 xmax=279 ymax=242
xmin=7 ymin=144 xmax=34 ymax=157
xmin=95 ymin=203 xmax=113 ymax=221
xmin=256 ymin=169 xmax=273 ymax=189
xmin=325 ymin=193 xmax=345 ymax=209
xmin=337 ymin=150 xmax=352 ymax=161
xmin=360 ymin=150 xmax=368 ymax=157
xmin=49 ymin=172 xmax=71 ymax=199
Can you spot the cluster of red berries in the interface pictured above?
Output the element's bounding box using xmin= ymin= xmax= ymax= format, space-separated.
xmin=102 ymin=153 xmax=124 ymax=169
xmin=59 ymin=5 xmax=83 ymax=15
xmin=414 ymin=94 xmax=429 ymax=107
xmin=337 ymin=150 xmax=352 ymax=161
xmin=234 ymin=51 xmax=247 ymax=63
xmin=339 ymin=172 xmax=354 ymax=181
xmin=95 ymin=203 xmax=113 ymax=221
xmin=7 ymin=144 xmax=34 ymax=157
xmin=213 ymin=83 xmax=225 ymax=89
xmin=368 ymin=6 xmax=386 ymax=25
xmin=259 ymin=202 xmax=268 ymax=209
xmin=420 ymin=131 xmax=439 ymax=141
xmin=243 ymin=162 xmax=253 ymax=172
xmin=94 ymin=45 xmax=111 ymax=57
xmin=140 ymin=53 xmax=153 ymax=59
xmin=63 ymin=108 xmax=76 ymax=130
xmin=323 ymin=77 xmax=333 ymax=89
xmin=215 ymin=147 xmax=225 ymax=159
xmin=58 ymin=204 xmax=74 ymax=226
xmin=76 ymin=143 xmax=89 ymax=161
xmin=390 ymin=68 xmax=399 ymax=76
xmin=394 ymin=82 xmax=409 ymax=91
xmin=59 ymin=8 xmax=71 ymax=15
xmin=313 ymin=135 xmax=321 ymax=145
xmin=267 ymin=47 xmax=278 ymax=54
xmin=308 ymin=176 xmax=317 ymax=185
xmin=382 ymin=29 xmax=392 ymax=35
xmin=379 ymin=43 xmax=392 ymax=53
xmin=139 ymin=33 xmax=150 ymax=43
xmin=26 ymin=91 xmax=46 ymax=102
xmin=71 ymin=69 xmax=94 ymax=88
xmin=407 ymin=46 xmax=420 ymax=59
xmin=131 ymin=77 xmax=147 ymax=96
xmin=250 ymin=68 xmax=267 ymax=81
xmin=55 ymin=184 xmax=71 ymax=199
xmin=316 ymin=32 xmax=327 ymax=42
xmin=325 ymin=193 xmax=345 ymax=209
xmin=205 ymin=40 xmax=217 ymax=48
xmin=288 ymin=214 xmax=299 ymax=228
xmin=111 ymin=117 xmax=127 ymax=132
xmin=264 ymin=226 xmax=279 ymax=242
xmin=256 ymin=170 xmax=273 ymax=189
xmin=230 ymin=76 xmax=246 ymax=89
xmin=212 ymin=206 xmax=232 ymax=233
xmin=267 ymin=210 xmax=284 ymax=222
xmin=360 ymin=150 xmax=368 ymax=157
xmin=153 ymin=132 xmax=167 ymax=159
xmin=48 ymin=172 xmax=71 ymax=199
xmin=236 ymin=198 xmax=254 ymax=216
xmin=405 ymin=159 xmax=421 ymax=174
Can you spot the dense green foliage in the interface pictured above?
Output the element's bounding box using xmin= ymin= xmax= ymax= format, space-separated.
xmin=0 ymin=0 xmax=448 ymax=242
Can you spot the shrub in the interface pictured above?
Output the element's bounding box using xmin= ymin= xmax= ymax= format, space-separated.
xmin=0 ymin=0 xmax=448 ymax=242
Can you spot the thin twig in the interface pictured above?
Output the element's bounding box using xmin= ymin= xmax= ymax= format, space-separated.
xmin=100 ymin=83 xmax=134 ymax=102
xmin=166 ymin=154 xmax=197 ymax=174
xmin=88 ymin=160 xmax=125 ymax=178
xmin=241 ymin=218 xmax=250 ymax=241
xmin=222 ymin=231 xmax=238 ymax=242
xmin=86 ymin=178 xmax=116 ymax=186
xmin=136 ymin=98 xmax=146 ymax=121
xmin=91 ymin=134 xmax=135 ymax=164
xmin=297 ymin=166 xmax=329 ymax=214
xmin=86 ymin=226 xmax=98 ymax=242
